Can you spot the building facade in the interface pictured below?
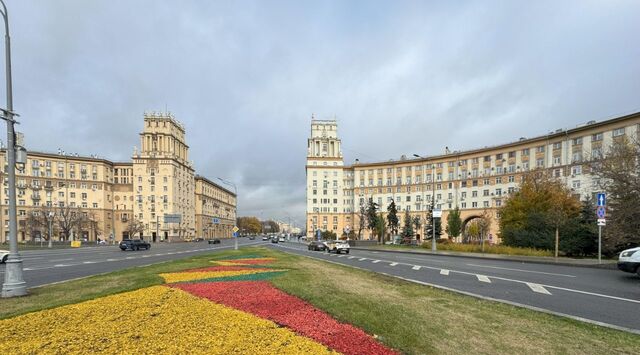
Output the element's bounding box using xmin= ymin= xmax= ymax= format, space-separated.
xmin=306 ymin=112 xmax=640 ymax=241
xmin=0 ymin=112 xmax=236 ymax=243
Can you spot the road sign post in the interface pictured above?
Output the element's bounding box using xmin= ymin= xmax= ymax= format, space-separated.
xmin=232 ymin=226 xmax=240 ymax=250
xmin=596 ymin=193 xmax=606 ymax=264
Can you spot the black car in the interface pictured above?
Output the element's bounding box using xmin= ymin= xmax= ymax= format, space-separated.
xmin=208 ymin=238 xmax=221 ymax=244
xmin=194 ymin=237 xmax=205 ymax=242
xmin=119 ymin=239 xmax=151 ymax=251
xmin=248 ymin=236 xmax=255 ymax=240
xmin=271 ymin=238 xmax=279 ymax=244
xmin=307 ymin=241 xmax=326 ymax=251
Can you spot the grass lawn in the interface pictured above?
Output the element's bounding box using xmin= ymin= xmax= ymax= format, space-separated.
xmin=1 ymin=247 xmax=638 ymax=354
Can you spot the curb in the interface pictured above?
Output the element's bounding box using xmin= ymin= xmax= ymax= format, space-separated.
xmin=350 ymin=247 xmax=618 ymax=269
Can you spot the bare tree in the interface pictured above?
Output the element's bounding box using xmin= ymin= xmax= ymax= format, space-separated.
xmin=126 ymin=219 xmax=145 ymax=239
xmin=56 ymin=205 xmax=84 ymax=241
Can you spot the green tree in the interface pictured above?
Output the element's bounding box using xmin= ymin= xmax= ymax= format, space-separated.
xmin=321 ymin=230 xmax=337 ymax=240
xmin=589 ymin=137 xmax=640 ymax=254
xmin=375 ymin=212 xmax=386 ymax=243
xmin=386 ymin=199 xmax=399 ymax=236
xmin=357 ymin=205 xmax=367 ymax=240
xmin=446 ymin=206 xmax=462 ymax=240
xmin=365 ymin=198 xmax=380 ymax=240
xmin=559 ymin=198 xmax=598 ymax=256
xmin=500 ymin=170 xmax=580 ymax=254
xmin=400 ymin=210 xmax=414 ymax=242
xmin=412 ymin=216 xmax=422 ymax=240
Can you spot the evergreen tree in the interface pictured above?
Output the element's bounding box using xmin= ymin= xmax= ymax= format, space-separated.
xmin=366 ymin=198 xmax=379 ymax=236
xmin=400 ymin=210 xmax=414 ymax=242
xmin=386 ymin=199 xmax=399 ymax=236
xmin=375 ymin=212 xmax=387 ymax=244
xmin=446 ymin=206 xmax=462 ymax=240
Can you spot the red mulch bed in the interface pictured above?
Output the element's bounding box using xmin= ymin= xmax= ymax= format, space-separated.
xmin=173 ymin=281 xmax=398 ymax=355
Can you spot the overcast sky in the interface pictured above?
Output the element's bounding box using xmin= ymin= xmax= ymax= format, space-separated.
xmin=3 ymin=0 xmax=640 ymax=228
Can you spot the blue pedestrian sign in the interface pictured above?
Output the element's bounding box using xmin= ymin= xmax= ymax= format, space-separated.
xmin=597 ymin=193 xmax=606 ymax=207
xmin=233 ymin=232 xmax=238 ymax=238
xmin=596 ymin=206 xmax=606 ymax=219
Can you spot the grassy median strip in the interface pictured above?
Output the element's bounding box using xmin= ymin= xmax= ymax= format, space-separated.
xmin=1 ymin=247 xmax=638 ymax=354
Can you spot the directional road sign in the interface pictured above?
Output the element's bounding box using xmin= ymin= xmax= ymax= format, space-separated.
xmin=212 ymin=218 xmax=220 ymax=224
xmin=596 ymin=206 xmax=606 ymax=219
xmin=164 ymin=213 xmax=182 ymax=224
xmin=597 ymin=193 xmax=606 ymax=207
xmin=433 ymin=209 xmax=442 ymax=218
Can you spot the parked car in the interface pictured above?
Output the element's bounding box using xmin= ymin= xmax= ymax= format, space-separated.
xmin=307 ymin=241 xmax=326 ymax=251
xmin=119 ymin=239 xmax=151 ymax=251
xmin=208 ymin=239 xmax=221 ymax=244
xmin=0 ymin=249 xmax=9 ymax=263
xmin=324 ymin=240 xmax=350 ymax=254
xmin=262 ymin=235 xmax=269 ymax=241
xmin=617 ymin=246 xmax=640 ymax=276
xmin=278 ymin=236 xmax=286 ymax=242
xmin=248 ymin=236 xmax=255 ymax=240
xmin=271 ymin=237 xmax=279 ymax=244
xmin=193 ymin=237 xmax=205 ymax=242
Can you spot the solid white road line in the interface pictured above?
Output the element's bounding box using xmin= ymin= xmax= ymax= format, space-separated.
xmin=389 ymin=262 xmax=398 ymax=266
xmin=527 ymin=283 xmax=552 ymax=295
xmin=412 ymin=265 xmax=421 ymax=271
xmin=466 ymin=264 xmax=576 ymax=278
xmin=440 ymin=269 xmax=450 ymax=276
xmin=477 ymin=275 xmax=491 ymax=283
xmin=372 ymin=260 xmax=381 ymax=263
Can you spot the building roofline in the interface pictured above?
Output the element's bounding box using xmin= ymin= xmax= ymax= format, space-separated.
xmin=0 ymin=148 xmax=117 ymax=165
xmin=194 ymin=175 xmax=237 ymax=196
xmin=346 ymin=111 xmax=640 ymax=168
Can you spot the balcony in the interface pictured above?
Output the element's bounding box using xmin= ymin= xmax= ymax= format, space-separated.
xmin=31 ymin=195 xmax=41 ymax=201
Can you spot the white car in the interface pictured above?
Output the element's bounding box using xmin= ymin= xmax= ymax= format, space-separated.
xmin=324 ymin=240 xmax=350 ymax=254
xmin=0 ymin=249 xmax=9 ymax=263
xmin=278 ymin=236 xmax=286 ymax=242
xmin=617 ymin=247 xmax=640 ymax=276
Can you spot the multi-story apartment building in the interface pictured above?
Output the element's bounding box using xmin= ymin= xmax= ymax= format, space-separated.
xmin=306 ymin=111 xmax=640 ymax=241
xmin=0 ymin=112 xmax=236 ymax=243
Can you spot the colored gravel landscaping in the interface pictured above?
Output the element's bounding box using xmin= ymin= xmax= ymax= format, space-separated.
xmin=175 ymin=280 xmax=399 ymax=355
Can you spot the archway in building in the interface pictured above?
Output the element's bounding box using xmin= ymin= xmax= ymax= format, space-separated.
xmin=461 ymin=215 xmax=482 ymax=243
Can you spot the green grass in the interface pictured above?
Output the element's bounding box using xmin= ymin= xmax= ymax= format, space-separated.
xmin=421 ymin=242 xmax=555 ymax=257
xmin=1 ymin=247 xmax=638 ymax=354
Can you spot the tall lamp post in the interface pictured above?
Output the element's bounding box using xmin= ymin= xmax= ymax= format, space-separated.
xmin=1 ymin=0 xmax=27 ymax=297
xmin=216 ymin=177 xmax=238 ymax=250
xmin=414 ymin=154 xmax=437 ymax=252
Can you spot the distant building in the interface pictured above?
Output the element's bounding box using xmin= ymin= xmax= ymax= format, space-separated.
xmin=305 ymin=112 xmax=640 ymax=241
xmin=0 ymin=112 xmax=236 ymax=243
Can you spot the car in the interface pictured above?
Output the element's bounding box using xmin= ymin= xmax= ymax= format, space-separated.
xmin=262 ymin=236 xmax=269 ymax=241
xmin=307 ymin=241 xmax=326 ymax=251
xmin=271 ymin=238 xmax=279 ymax=244
xmin=278 ymin=236 xmax=286 ymax=242
xmin=617 ymin=246 xmax=640 ymax=276
xmin=208 ymin=239 xmax=221 ymax=244
xmin=324 ymin=240 xmax=350 ymax=254
xmin=193 ymin=237 xmax=204 ymax=242
xmin=119 ymin=239 xmax=151 ymax=251
xmin=248 ymin=236 xmax=255 ymax=240
xmin=0 ymin=249 xmax=9 ymax=263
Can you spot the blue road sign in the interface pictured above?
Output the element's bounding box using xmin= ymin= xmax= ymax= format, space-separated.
xmin=597 ymin=193 xmax=606 ymax=207
xmin=233 ymin=232 xmax=238 ymax=238
xmin=596 ymin=206 xmax=606 ymax=219
xmin=316 ymin=229 xmax=322 ymax=240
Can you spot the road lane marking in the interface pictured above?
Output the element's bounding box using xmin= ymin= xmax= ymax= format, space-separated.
xmin=348 ymin=256 xmax=355 ymax=259
xmin=527 ymin=283 xmax=552 ymax=295
xmin=82 ymin=261 xmax=97 ymax=264
xmin=477 ymin=275 xmax=491 ymax=283
xmin=54 ymin=264 xmax=70 ymax=267
xmin=50 ymin=258 xmax=73 ymax=262
xmin=440 ymin=269 xmax=450 ymax=276
xmin=106 ymin=259 xmax=117 ymax=262
xmin=125 ymin=257 xmax=135 ymax=260
xmin=390 ymin=262 xmax=398 ymax=266
xmin=338 ymin=255 xmax=346 ymax=257
xmin=372 ymin=260 xmax=380 ymax=263
xmin=466 ymin=264 xmax=576 ymax=277
xmin=358 ymin=258 xmax=367 ymax=261
xmin=142 ymin=255 xmax=151 ymax=258
xmin=412 ymin=265 xmax=421 ymax=270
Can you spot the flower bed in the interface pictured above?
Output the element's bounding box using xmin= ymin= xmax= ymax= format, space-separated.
xmin=175 ymin=281 xmax=398 ymax=355
xmin=0 ymin=286 xmax=336 ymax=354
xmin=159 ymin=268 xmax=285 ymax=283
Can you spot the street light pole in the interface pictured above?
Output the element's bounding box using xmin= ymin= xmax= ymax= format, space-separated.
xmin=1 ymin=0 xmax=27 ymax=297
xmin=217 ymin=177 xmax=238 ymax=250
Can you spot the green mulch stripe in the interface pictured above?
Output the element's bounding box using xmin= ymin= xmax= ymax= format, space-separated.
xmin=174 ymin=271 xmax=287 ymax=284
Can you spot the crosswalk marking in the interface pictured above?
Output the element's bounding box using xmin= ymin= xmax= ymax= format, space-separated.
xmin=477 ymin=275 xmax=491 ymax=283
xmin=372 ymin=260 xmax=380 ymax=263
xmin=390 ymin=262 xmax=398 ymax=266
xmin=412 ymin=265 xmax=421 ymax=270
xmin=527 ymin=283 xmax=552 ymax=295
xmin=440 ymin=269 xmax=450 ymax=276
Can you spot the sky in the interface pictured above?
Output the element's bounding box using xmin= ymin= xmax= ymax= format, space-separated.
xmin=2 ymin=0 xmax=640 ymax=229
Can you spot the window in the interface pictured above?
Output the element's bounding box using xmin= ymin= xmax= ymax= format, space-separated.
xmin=572 ymin=137 xmax=583 ymax=145
xmin=536 ymin=158 xmax=544 ymax=168
xmin=591 ymin=148 xmax=602 ymax=159
xmin=472 ymin=191 xmax=478 ymax=197
xmin=572 ymin=180 xmax=581 ymax=189
xmin=553 ymin=156 xmax=561 ymax=165
xmin=522 ymin=148 xmax=530 ymax=156
xmin=536 ymin=146 xmax=545 ymax=153
xmin=553 ymin=142 xmax=562 ymax=150
xmin=571 ymin=166 xmax=582 ymax=176
xmin=592 ymin=132 xmax=603 ymax=141
xmin=612 ymin=127 xmax=625 ymax=137
xmin=508 ymin=175 xmax=515 ymax=183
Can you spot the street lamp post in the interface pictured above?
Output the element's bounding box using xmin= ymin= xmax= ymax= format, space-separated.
xmin=1 ymin=0 xmax=27 ymax=297
xmin=414 ymin=154 xmax=437 ymax=252
xmin=217 ymin=177 xmax=238 ymax=250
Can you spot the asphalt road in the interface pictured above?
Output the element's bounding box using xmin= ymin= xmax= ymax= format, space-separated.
xmin=0 ymin=238 xmax=262 ymax=288
xmin=268 ymin=241 xmax=640 ymax=334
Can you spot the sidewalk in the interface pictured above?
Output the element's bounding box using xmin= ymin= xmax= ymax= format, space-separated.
xmin=351 ymin=246 xmax=618 ymax=269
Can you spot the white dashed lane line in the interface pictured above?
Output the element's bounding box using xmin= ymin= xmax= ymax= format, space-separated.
xmin=389 ymin=262 xmax=398 ymax=266
xmin=477 ymin=275 xmax=492 ymax=283
xmin=527 ymin=283 xmax=552 ymax=295
xmin=412 ymin=265 xmax=421 ymax=270
xmin=440 ymin=269 xmax=450 ymax=276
